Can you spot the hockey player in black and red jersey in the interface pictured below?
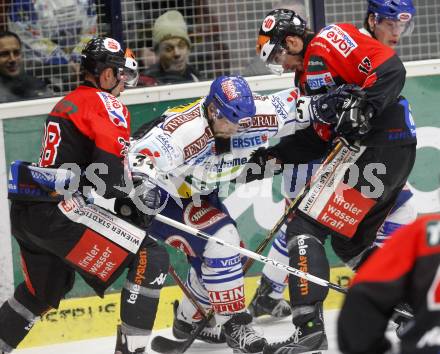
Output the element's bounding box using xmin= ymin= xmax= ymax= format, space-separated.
xmin=338 ymin=214 xmax=440 ymax=354
xmin=248 ymin=0 xmax=418 ymax=324
xmin=0 ymin=37 xmax=169 ymax=354
xmin=247 ymin=6 xmax=418 ymax=354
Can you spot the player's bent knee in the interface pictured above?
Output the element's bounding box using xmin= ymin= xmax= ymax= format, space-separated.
xmin=204 ymin=223 xmax=240 ymax=258
xmin=121 ymin=242 xmax=169 ymax=330
xmin=287 ymin=234 xmax=324 ymax=252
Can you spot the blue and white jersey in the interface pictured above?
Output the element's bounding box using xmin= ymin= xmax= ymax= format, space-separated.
xmin=128 ymin=88 xmax=311 ymax=198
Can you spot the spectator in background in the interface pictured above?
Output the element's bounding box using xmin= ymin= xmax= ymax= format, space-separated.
xmin=139 ymin=10 xmax=202 ymax=86
xmin=0 ymin=30 xmax=53 ymax=102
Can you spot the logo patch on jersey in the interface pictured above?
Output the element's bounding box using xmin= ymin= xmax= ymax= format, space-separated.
xmin=60 ymin=198 xmax=77 ymax=213
xmin=254 ymin=94 xmax=270 ymax=102
xmin=208 ymin=285 xmax=246 ymax=313
xmin=165 ymin=235 xmax=196 ymax=256
xmin=307 ymin=56 xmax=327 ymax=71
xmin=427 ymin=221 xmax=440 ymax=247
xmin=318 ymin=25 xmax=358 ymax=58
xmin=97 ymin=92 xmax=128 ymax=128
xmin=103 ymin=38 xmax=121 ymax=52
xmin=59 ymin=198 xmax=146 ymax=254
xmin=53 ymin=99 xmax=78 ymax=114
xmin=316 ymin=184 xmax=376 ymax=238
xmin=272 ymin=93 xmax=292 ymax=122
xmin=221 ymin=79 xmax=239 ymax=101
xmin=66 ymin=229 xmax=128 ymax=282
xmin=262 ymin=15 xmax=276 ymax=32
xmin=163 ymin=108 xmax=200 ymax=133
xmin=306 ymin=72 xmax=335 ymax=89
xmin=252 ymin=114 xmax=278 ymax=128
xmin=232 ymin=134 xmax=267 ymax=148
xmin=154 ymin=133 xmax=180 ymax=160
xmin=184 ymin=127 xmax=214 ymax=159
xmin=183 ymin=201 xmax=227 ymax=230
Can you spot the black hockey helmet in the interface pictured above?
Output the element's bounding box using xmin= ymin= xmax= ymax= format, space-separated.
xmin=81 ymin=37 xmax=139 ymax=88
xmin=256 ymin=9 xmax=307 ymax=74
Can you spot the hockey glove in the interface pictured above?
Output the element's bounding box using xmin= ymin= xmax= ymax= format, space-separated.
xmin=115 ymin=175 xmax=161 ymax=229
xmin=334 ymin=96 xmax=373 ymax=141
xmin=238 ymin=147 xmax=283 ymax=184
xmin=308 ymin=84 xmax=366 ymax=126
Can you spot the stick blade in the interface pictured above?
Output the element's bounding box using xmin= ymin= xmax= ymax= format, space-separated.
xmin=150 ymin=335 xmax=187 ymax=354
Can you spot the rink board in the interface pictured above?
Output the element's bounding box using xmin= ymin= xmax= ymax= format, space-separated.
xmin=18 ymin=266 xmax=353 ymax=349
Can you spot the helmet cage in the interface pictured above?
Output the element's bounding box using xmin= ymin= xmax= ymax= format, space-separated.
xmin=257 ymin=9 xmax=307 ymax=74
xmin=121 ymin=57 xmax=139 ymax=87
xmin=81 ymin=38 xmax=139 ymax=88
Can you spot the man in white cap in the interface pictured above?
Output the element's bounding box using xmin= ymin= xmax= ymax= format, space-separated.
xmin=141 ymin=10 xmax=201 ymax=85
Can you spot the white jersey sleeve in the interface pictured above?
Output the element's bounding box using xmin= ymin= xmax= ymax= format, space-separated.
xmin=265 ymin=87 xmax=312 ymax=138
xmin=128 ymin=126 xmax=184 ymax=173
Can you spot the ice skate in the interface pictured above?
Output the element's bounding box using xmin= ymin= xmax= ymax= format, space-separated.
xmin=223 ymin=312 xmax=267 ymax=353
xmin=263 ymin=303 xmax=327 ymax=354
xmin=114 ymin=325 xmax=147 ymax=354
xmin=248 ymin=276 xmax=291 ymax=319
xmin=172 ymin=300 xmax=226 ymax=344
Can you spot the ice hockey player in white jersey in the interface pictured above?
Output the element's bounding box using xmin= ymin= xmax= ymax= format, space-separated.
xmin=125 ymin=75 xmax=355 ymax=353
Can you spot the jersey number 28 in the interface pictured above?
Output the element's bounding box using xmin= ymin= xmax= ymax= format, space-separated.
xmin=39 ymin=122 xmax=61 ymax=167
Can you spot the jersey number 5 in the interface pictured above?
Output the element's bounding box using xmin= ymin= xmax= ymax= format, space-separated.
xmin=39 ymin=122 xmax=61 ymax=167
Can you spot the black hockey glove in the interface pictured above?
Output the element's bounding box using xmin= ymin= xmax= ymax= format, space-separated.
xmin=114 ymin=175 xmax=161 ymax=229
xmin=309 ymin=84 xmax=373 ymax=142
xmin=309 ymin=84 xmax=365 ymax=125
xmin=238 ymin=146 xmax=283 ymax=184
xmin=334 ymin=96 xmax=373 ymax=141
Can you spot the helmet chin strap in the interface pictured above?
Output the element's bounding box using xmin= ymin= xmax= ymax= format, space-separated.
xmin=107 ymin=80 xmax=121 ymax=94
xmin=95 ymin=68 xmax=120 ymax=94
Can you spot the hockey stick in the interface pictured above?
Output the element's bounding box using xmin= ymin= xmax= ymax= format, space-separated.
xmin=242 ymin=140 xmax=344 ymax=274
xmin=152 ymin=197 xmax=306 ymax=354
xmin=167 ymin=265 xmax=208 ymax=319
xmin=151 ymin=213 xmax=347 ymax=354
xmin=153 ymin=196 xmax=306 ymax=354
xmin=155 ymin=213 xmax=347 ymax=294
xmin=151 ymin=141 xmax=345 ymax=354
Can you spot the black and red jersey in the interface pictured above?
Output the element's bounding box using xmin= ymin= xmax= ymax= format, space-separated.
xmin=38 ymin=83 xmax=131 ymax=198
xmin=296 ymin=23 xmax=416 ymax=147
xmin=338 ymin=214 xmax=440 ymax=354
